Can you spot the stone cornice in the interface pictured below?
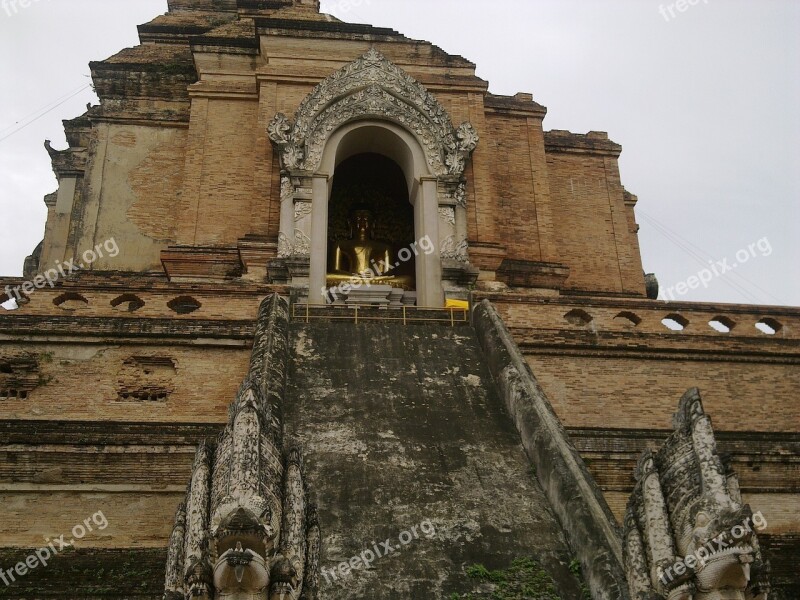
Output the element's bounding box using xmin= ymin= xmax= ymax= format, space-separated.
xmin=544 ymin=130 xmax=622 ymax=157
xmin=0 ymin=419 xmax=223 ymax=445
xmin=255 ymin=16 xmax=401 ymax=38
xmin=485 ymin=93 xmax=548 ymax=118
xmin=0 ymin=315 xmax=257 ymax=343
xmin=516 ymin=339 xmax=800 ymax=364
xmin=476 ymin=290 xmax=800 ymax=318
xmin=568 ymin=426 xmax=800 ymax=447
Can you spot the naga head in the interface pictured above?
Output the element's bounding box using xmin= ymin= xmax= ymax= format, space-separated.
xmin=675 ymin=499 xmax=755 ymax=598
xmin=213 ymin=542 xmax=270 ymax=599
xmin=624 ymin=390 xmax=771 ymax=600
xmin=186 ymin=560 xmax=214 ymax=600
xmin=162 ymin=296 xmax=319 ymax=600
xmin=269 ymin=553 xmax=300 ymax=600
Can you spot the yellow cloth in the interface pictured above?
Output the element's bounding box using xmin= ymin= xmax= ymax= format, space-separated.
xmin=445 ymin=299 xmax=469 ymax=310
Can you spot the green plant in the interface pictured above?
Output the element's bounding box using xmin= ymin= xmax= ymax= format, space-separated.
xmin=455 ymin=556 xmax=562 ymax=599
xmin=569 ymin=558 xmax=581 ymax=575
xmin=568 ymin=558 xmax=592 ymax=600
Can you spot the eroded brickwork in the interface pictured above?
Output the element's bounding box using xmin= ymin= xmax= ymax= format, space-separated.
xmin=0 ymin=1 xmax=797 ymax=598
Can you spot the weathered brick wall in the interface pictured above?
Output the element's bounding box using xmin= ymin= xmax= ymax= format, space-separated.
xmin=482 ymin=293 xmax=800 ymax=590
xmin=181 ymin=99 xmax=259 ymax=245
xmin=530 ymin=355 xmax=800 ymax=432
xmin=485 ymin=113 xmax=543 ymax=261
xmin=0 ymin=342 xmax=249 ymax=423
xmin=33 ymin=12 xmax=649 ymax=295
xmin=0 ymin=281 xmax=273 ymax=320
xmin=76 ymin=124 xmax=189 ymax=273
xmin=499 ymin=304 xmax=796 ymax=343
xmin=546 ymin=151 xmax=641 ymax=293
xmin=0 ymin=421 xmax=222 ymax=554
xmin=0 ymin=548 xmax=165 ymax=598
xmin=0 ymin=492 xmax=184 ymax=549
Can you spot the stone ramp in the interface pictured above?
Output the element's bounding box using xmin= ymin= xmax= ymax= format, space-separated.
xmin=285 ymin=322 xmax=584 ymax=599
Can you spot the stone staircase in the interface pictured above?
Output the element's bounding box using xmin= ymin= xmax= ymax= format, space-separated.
xmin=285 ymin=320 xmax=586 ymax=599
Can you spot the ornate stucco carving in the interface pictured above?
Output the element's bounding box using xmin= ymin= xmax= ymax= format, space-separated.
xmin=623 ymin=389 xmax=770 ymax=600
xmin=438 ymin=205 xmax=468 ymax=263
xmin=439 ymin=181 xmax=467 ymax=209
xmin=277 ymin=233 xmax=292 ymax=259
xmin=283 ymin=196 xmax=312 ymax=259
xmin=280 ymin=176 xmax=294 ymax=203
xmin=164 ymin=503 xmax=187 ymax=600
xmin=454 ymin=181 xmax=467 ymax=208
xmin=438 ymin=207 xmax=456 ymax=226
xmin=184 ymin=443 xmax=213 ymax=598
xmin=293 ymin=230 xmax=311 ymax=258
xmin=294 ymin=202 xmax=312 ymax=221
xmin=163 ymin=296 xmax=319 ymax=600
xmin=291 ymin=201 xmax=312 ymax=259
xmin=440 ymin=237 xmax=469 ymax=263
xmin=267 ymin=48 xmax=478 ymax=179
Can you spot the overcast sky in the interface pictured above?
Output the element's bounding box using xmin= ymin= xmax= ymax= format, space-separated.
xmin=0 ymin=0 xmax=797 ymax=306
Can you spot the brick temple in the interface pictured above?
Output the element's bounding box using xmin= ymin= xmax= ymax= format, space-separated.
xmin=0 ymin=1 xmax=796 ymax=598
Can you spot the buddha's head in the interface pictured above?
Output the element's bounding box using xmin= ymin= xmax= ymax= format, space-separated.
xmin=349 ymin=204 xmax=375 ymax=240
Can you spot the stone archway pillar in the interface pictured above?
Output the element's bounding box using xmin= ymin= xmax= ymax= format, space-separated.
xmin=277 ymin=176 xmax=294 ymax=258
xmin=417 ymin=177 xmax=444 ymax=307
xmin=309 ymin=174 xmax=330 ymax=304
xmin=455 ymin=189 xmax=469 ymax=260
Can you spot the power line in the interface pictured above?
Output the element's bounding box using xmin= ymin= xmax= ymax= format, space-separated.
xmin=640 ymin=214 xmax=762 ymax=303
xmin=0 ymin=83 xmax=92 ymax=134
xmin=0 ymin=84 xmax=92 ymax=144
xmin=642 ymin=215 xmax=761 ymax=303
xmin=639 ymin=211 xmax=782 ymax=304
xmin=640 ymin=211 xmax=783 ymax=304
xmin=0 ymin=83 xmax=90 ymax=135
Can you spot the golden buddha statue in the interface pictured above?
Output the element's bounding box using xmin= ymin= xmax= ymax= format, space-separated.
xmin=326 ymin=206 xmax=414 ymax=291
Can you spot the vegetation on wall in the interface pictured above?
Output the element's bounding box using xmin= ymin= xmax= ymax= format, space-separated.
xmin=448 ymin=557 xmax=564 ymax=600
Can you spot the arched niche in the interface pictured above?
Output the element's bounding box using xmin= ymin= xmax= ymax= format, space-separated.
xmin=307 ymin=121 xmax=442 ymax=306
xmin=268 ymin=49 xmax=478 ymax=307
xmin=325 ymin=122 xmax=426 ymax=190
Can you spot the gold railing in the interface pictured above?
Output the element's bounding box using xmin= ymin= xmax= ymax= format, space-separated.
xmin=292 ymin=303 xmax=469 ymax=326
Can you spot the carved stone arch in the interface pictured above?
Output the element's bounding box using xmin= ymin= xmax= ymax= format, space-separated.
xmin=267 ymin=48 xmax=479 ymax=178
xmin=267 ymin=49 xmax=479 ymax=305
